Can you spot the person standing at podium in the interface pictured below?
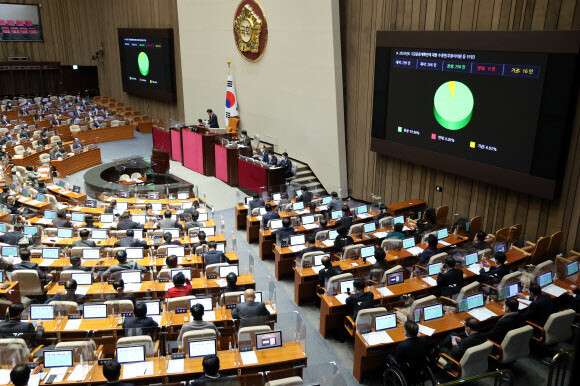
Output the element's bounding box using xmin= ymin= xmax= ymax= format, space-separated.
xmin=207 ymin=109 xmax=219 ymax=128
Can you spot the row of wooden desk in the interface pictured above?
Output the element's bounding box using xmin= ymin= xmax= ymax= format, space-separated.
xmin=11 ymin=145 xmax=102 ymax=178
xmin=56 ymin=124 xmax=135 ymax=143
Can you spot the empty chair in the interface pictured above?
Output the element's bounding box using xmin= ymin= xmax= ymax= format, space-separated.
xmin=12 ymin=270 xmax=44 ymax=298
xmin=315 ymin=230 xmax=329 ymax=241
xmin=345 ymin=307 xmax=387 ymax=337
xmin=347 ymin=224 xmax=364 ymax=237
xmin=343 ymin=244 xmax=364 ymax=260
xmin=378 ymin=216 xmax=393 ymax=229
xmin=394 ymin=295 xmax=437 ymax=322
xmin=49 ymin=301 xmax=79 ymax=316
xmin=116 ymin=336 xmax=159 ymax=357
xmin=166 ymin=295 xmax=197 ymax=312
xmin=467 ymin=216 xmax=482 ymax=239
xmin=220 ymin=291 xmax=245 ymax=306
xmin=105 ymin=300 xmax=135 ymax=315
xmin=55 ymin=340 xmax=101 ymax=362
xmin=182 ymin=329 xmax=217 ymax=356
xmin=238 ymin=325 xmax=271 ymax=347
xmin=440 ymin=282 xmax=480 ymax=308
xmin=437 ymin=341 xmax=493 ymax=379
xmin=111 ymin=120 xmax=121 ymax=127
xmin=544 ymin=231 xmax=564 ymax=259
xmin=318 ymin=273 xmax=353 ymax=296
xmin=70 ymin=124 xmax=80 ymax=133
xmin=130 ymin=172 xmax=142 ymax=179
xmin=59 ymin=270 xmax=86 ymax=282
xmin=381 ymin=238 xmax=402 ymax=251
xmin=50 ymin=135 xmax=60 ymax=144
xmin=119 ymin=174 xmax=130 ymax=181
xmin=301 ymin=251 xmax=325 ymax=267
xmin=379 ymin=265 xmax=404 ymax=284
xmin=435 ymin=206 xmax=449 ymax=228
xmin=0 ymin=338 xmax=36 ymax=365
xmin=489 ymin=325 xmax=534 ymax=364
xmin=507 ymin=224 xmax=522 ymax=245
xmin=529 ymin=309 xmax=576 ymax=346
xmin=13 ymin=145 xmax=25 ymax=155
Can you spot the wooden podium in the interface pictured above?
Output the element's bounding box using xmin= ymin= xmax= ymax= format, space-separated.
xmin=151 ymin=148 xmax=169 ymax=174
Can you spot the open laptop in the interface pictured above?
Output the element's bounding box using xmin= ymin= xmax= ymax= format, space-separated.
xmin=422 ymin=303 xmax=443 ymax=322
xmin=255 ymin=331 xmax=283 ymax=350
xmin=83 ymin=303 xmax=107 ymax=319
xmin=43 ymin=349 xmax=73 ymax=369
xmin=116 ymin=345 xmax=145 ymax=364
xmin=188 ymin=339 xmax=217 ymax=358
xmin=219 ymin=265 xmax=239 ymax=278
xmin=375 ymin=313 xmax=397 ymax=331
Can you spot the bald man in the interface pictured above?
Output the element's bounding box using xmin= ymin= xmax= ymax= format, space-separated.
xmin=231 ymin=289 xmax=270 ymax=320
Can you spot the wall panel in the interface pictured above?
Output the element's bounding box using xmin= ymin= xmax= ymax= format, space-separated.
xmin=341 ymin=0 xmax=580 ymax=251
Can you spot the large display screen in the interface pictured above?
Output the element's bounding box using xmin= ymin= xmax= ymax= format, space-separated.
xmin=118 ymin=28 xmax=176 ymax=102
xmin=371 ymin=31 xmax=579 ymax=199
xmin=0 ymin=3 xmax=43 ymax=42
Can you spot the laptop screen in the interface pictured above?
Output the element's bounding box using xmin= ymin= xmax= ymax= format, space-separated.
xmin=494 ymin=242 xmax=507 ymax=253
xmin=538 ymin=271 xmax=552 ymax=287
xmin=464 ymin=253 xmax=478 ymax=266
xmin=177 ymin=191 xmax=190 ymax=200
xmin=142 ymin=300 xmax=161 ymax=316
xmin=363 ymin=222 xmax=376 ymax=233
xmin=57 ymin=228 xmax=73 ymax=238
xmin=502 ymin=283 xmax=520 ymax=299
xmin=340 ymin=279 xmax=355 ymax=294
xmin=331 ymin=210 xmax=342 ymax=220
xmin=191 ymin=297 xmax=213 ymax=311
xmin=42 ymin=248 xmax=59 ymax=259
xmin=83 ymin=303 xmax=107 ymax=319
xmin=30 ymin=305 xmax=54 ymax=320
xmin=1 ymin=246 xmax=18 ymax=257
xmin=393 ymin=216 xmax=404 ymax=225
xmin=437 ymin=228 xmax=449 ymax=240
xmin=23 ymin=225 xmax=38 ymax=235
xmin=171 ymin=268 xmax=192 ymax=280
xmin=402 ymin=237 xmax=415 ymax=249
xmin=44 ymin=210 xmax=57 ymax=219
xmin=147 ymin=192 xmax=160 ymax=200
xmin=375 ymin=313 xmax=397 ymax=331
xmin=131 ymin=214 xmax=146 ymax=224
xmin=91 ymin=229 xmax=108 ymax=240
xmin=290 ymin=234 xmax=305 ymax=246
xmin=82 ymin=248 xmax=100 ymax=259
xmin=328 ymin=230 xmax=338 ymax=240
xmin=166 ymin=246 xmax=185 ymax=257
xmin=566 ymin=261 xmax=579 ymax=277
xmin=118 ymin=191 xmax=129 ymax=199
xmin=197 ymin=212 xmax=209 ymax=222
xmin=188 ymin=339 xmax=216 ymax=358
xmin=43 ymin=349 xmax=73 ymax=368
xmin=314 ymin=254 xmax=327 ymax=267
xmin=292 ymin=202 xmax=304 ymax=211
xmin=116 ymin=345 xmax=145 ymax=364
xmin=199 ymin=227 xmax=214 ymax=237
xmin=219 ymin=265 xmax=239 ymax=278
xmin=423 ymin=304 xmax=443 ymax=321
xmin=428 ymin=262 xmax=443 ymax=276
xmin=270 ymin=219 xmax=283 ymax=230
xmin=322 ymin=197 xmax=331 ymax=205
xmin=301 ymin=215 xmax=314 ymax=225
xmin=70 ymin=212 xmax=85 ymax=222
xmin=71 ymin=272 xmax=92 ymax=286
xmin=116 ymin=201 xmax=129 ymax=210
xmin=100 ymin=214 xmax=114 ymax=223
xmin=386 ymin=272 xmax=404 ymax=286
xmin=360 ymin=246 xmax=375 ymax=258
xmin=272 ymin=193 xmax=282 ymax=201
xmin=357 ymin=205 xmax=368 ymax=214
xmin=255 ymin=331 xmax=283 ymax=350
xmin=125 ymin=248 xmax=144 ymax=260
xmin=121 ymin=270 xmax=141 ymax=284
xmin=85 ymin=199 xmax=97 ymax=208
xmin=466 ymin=293 xmax=484 ymax=311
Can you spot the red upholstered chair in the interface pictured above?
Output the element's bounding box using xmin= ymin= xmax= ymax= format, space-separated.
xmin=19 ymin=27 xmax=28 ymax=39
xmin=0 ymin=20 xmax=6 ymax=27
xmin=10 ymin=27 xmax=19 ymax=39
xmin=7 ymin=20 xmax=15 ymax=26
xmin=1 ymin=27 xmax=10 ymax=40
xmin=25 ymin=20 xmax=33 ymax=27
xmin=29 ymin=28 xmax=38 ymax=39
xmin=15 ymin=20 xmax=24 ymax=27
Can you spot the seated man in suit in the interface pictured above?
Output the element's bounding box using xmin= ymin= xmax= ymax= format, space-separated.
xmin=192 ymin=355 xmax=222 ymax=385
xmin=202 ymin=241 xmax=227 ymax=265
xmin=417 ymin=235 xmax=439 ymax=266
xmin=436 ymin=256 xmax=463 ymax=298
xmin=297 ymin=235 xmax=323 ymax=262
xmin=123 ymin=302 xmax=159 ymax=336
xmin=102 ymin=250 xmax=148 ymax=277
xmin=273 ymin=218 xmax=295 ymax=245
xmin=0 ymin=303 xmax=44 ymax=342
xmin=395 ymin=321 xmax=428 ymax=366
xmin=19 ymin=127 xmax=30 ymax=140
xmin=157 ymin=210 xmax=182 ymax=230
xmin=333 ymin=226 xmax=354 ymax=253
xmin=261 ymin=203 xmax=280 ymax=228
xmin=248 ymin=193 xmax=265 ymax=212
xmin=225 ymin=272 xmax=244 ymax=292
xmin=19 ymin=106 xmax=29 ymax=116
xmin=72 ymin=229 xmax=97 ymax=248
xmin=277 ymin=152 xmax=293 ymax=178
xmin=49 ymin=143 xmax=65 ymax=160
xmin=238 ymin=130 xmax=252 ymax=147
xmin=178 ymin=303 xmax=220 ymax=348
xmin=479 ymin=251 xmax=510 ymax=284
xmin=102 ymin=360 xmax=135 ymax=386
xmin=12 ymin=249 xmax=49 ymax=283
xmin=345 ymin=279 xmax=374 ymax=319
xmin=297 ymin=185 xmax=313 ymax=204
xmin=116 ymin=212 xmax=142 ymax=230
xmin=184 ymin=212 xmax=204 ymax=232
xmin=52 ymin=209 xmax=72 ymax=228
xmin=386 ymin=222 xmax=406 ymax=240
xmin=0 ymin=222 xmax=26 ymax=245
xmin=72 ymin=138 xmax=83 ymax=151
xmin=518 ymin=283 xmax=553 ymax=326
xmin=113 ymin=229 xmax=147 ymax=248
xmin=318 ymin=255 xmax=343 ymax=288
xmin=231 ymin=289 xmax=270 ymax=320
xmin=207 ymin=108 xmax=219 ymax=128
xmin=105 ymin=279 xmax=137 ymax=306
xmin=266 ymin=150 xmax=277 ymax=166
xmin=257 ymin=145 xmax=268 ymax=162
xmin=45 ymin=279 xmax=86 ymax=304
xmin=473 ymin=230 xmax=492 ymax=250
xmin=82 ymin=214 xmax=99 ymax=228
xmin=484 ymin=297 xmax=523 ymax=343
xmin=161 ymin=231 xmax=181 ymax=246
xmin=63 ymin=254 xmax=91 ymax=272
xmin=0 ymin=114 xmax=9 ymax=125
xmin=437 ymin=317 xmax=485 ymax=369
xmin=0 ymin=132 xmax=16 ymax=146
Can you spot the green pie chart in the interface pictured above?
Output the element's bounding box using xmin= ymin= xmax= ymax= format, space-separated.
xmin=433 ymin=81 xmax=473 ymax=130
xmin=137 ymin=52 xmax=149 ymax=76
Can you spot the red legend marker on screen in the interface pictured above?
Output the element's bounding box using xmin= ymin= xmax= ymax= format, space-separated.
xmin=431 ymin=133 xmax=437 ymax=140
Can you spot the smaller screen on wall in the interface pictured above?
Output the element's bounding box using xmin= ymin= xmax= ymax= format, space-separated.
xmin=0 ymin=3 xmax=43 ymax=42
xmin=118 ymin=28 xmax=176 ymax=102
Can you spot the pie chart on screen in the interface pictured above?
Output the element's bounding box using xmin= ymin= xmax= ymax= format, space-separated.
xmin=433 ymin=81 xmax=474 ymax=130
xmin=138 ymin=52 xmax=149 ymax=76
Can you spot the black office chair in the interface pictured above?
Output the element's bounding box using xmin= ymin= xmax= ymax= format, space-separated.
xmin=383 ymin=357 xmax=435 ymax=386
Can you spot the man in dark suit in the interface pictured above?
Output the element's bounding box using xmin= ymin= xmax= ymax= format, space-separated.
xmin=297 ymin=185 xmax=313 ymax=204
xmin=337 ymin=205 xmax=354 ymax=230
xmin=122 ymin=302 xmax=159 ymax=336
xmin=225 ymin=272 xmax=244 ymax=292
xmin=473 ymin=231 xmax=491 ymax=250
xmin=102 ymin=250 xmax=148 ymax=278
xmin=372 ymin=248 xmax=389 ymax=273
xmin=19 ymin=106 xmax=29 ymax=115
xmin=261 ymin=203 xmax=280 ymax=228
xmin=72 ymin=138 xmax=83 ymax=151
xmin=278 ymin=152 xmax=293 ymax=178
xmin=207 ymin=109 xmax=219 ymax=128
xmin=113 ymin=229 xmax=147 ymax=248
xmin=45 ymin=279 xmax=86 ymax=304
xmin=231 ymin=289 xmax=270 ymax=320
xmin=273 ymin=218 xmax=295 ymax=245
xmin=116 ymin=212 xmax=142 ymax=230
xmin=12 ymin=249 xmax=49 ymax=283
xmin=318 ymin=255 xmax=343 ymax=288
xmin=0 ymin=303 xmax=44 ymax=342
xmin=50 ymin=114 xmax=62 ymax=127
xmin=417 ymin=235 xmax=439 ymax=266
xmin=436 ymin=256 xmax=464 ymax=298
xmin=52 ymin=209 xmax=72 ymax=228
xmin=72 ymin=229 xmax=97 ymax=248
xmin=266 ymin=150 xmax=277 ymax=166
xmin=102 ymin=360 xmax=135 ymax=386
xmin=63 ymin=254 xmax=91 ymax=272
xmin=395 ymin=321 xmax=428 ymax=365
xmin=518 ymin=283 xmax=553 ymax=326
xmin=248 ymin=193 xmax=265 ymax=212
xmin=0 ymin=115 xmax=9 ymax=125
xmin=345 ymin=279 xmax=374 ymax=319
xmin=192 ymin=355 xmax=223 ymax=385
xmin=157 ymin=210 xmax=182 ymax=230
xmin=297 ymin=235 xmax=323 ymax=261
xmin=333 ymin=226 xmax=354 ymax=253
xmin=485 ymin=297 xmax=523 ymax=343
xmin=238 ymin=130 xmax=252 ymax=147
xmin=258 ymin=145 xmax=269 ymax=162
xmin=202 ymin=241 xmax=227 ymax=265
xmin=438 ymin=318 xmax=486 ymax=369
xmin=479 ymin=252 xmax=510 ymax=284
xmin=0 ymin=223 xmax=26 ymax=245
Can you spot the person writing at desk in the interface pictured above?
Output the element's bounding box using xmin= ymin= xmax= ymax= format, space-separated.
xmin=11 ymin=364 xmax=41 ymax=386
xmin=238 ymin=130 xmax=252 ymax=147
xmin=0 ymin=303 xmax=44 ymax=342
xmin=207 ymin=108 xmax=219 ymax=128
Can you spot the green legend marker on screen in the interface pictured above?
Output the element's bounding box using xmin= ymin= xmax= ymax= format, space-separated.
xmin=433 ymin=81 xmax=474 ymax=130
xmin=138 ymin=52 xmax=149 ymax=76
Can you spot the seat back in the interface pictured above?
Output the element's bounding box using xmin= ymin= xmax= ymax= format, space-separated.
xmin=545 ymin=231 xmax=563 ymax=258
xmin=378 ymin=216 xmax=393 ymax=229
xmin=55 ymin=340 xmax=97 ymax=362
xmin=428 ymin=252 xmax=448 ymax=266
xmin=467 ymin=216 xmax=482 ymax=239
xmin=494 ymin=228 xmax=510 ymax=244
xmin=381 ymin=238 xmax=402 ymax=251
xmin=527 ymin=260 xmax=554 ymax=287
xmin=12 ymin=270 xmax=43 ymax=295
xmin=39 ymin=153 xmax=50 ymax=164
xmin=380 ymin=265 xmax=403 ymax=284
xmin=0 ymin=338 xmax=30 ymax=365
xmin=528 ymin=235 xmax=550 ymax=266
xmin=117 ymin=336 xmax=155 ymax=357
xmin=543 ymin=309 xmax=576 ymax=346
xmin=409 ymin=295 xmax=437 ymax=319
xmin=355 ymin=307 xmax=387 ymax=331
xmin=347 ymin=224 xmax=364 ymax=237
xmin=157 ymin=268 xmax=171 ymax=281
xmin=499 ymin=325 xmax=533 ymax=363
xmin=238 ymin=325 xmax=271 ymax=348
xmin=459 ymin=341 xmax=493 ymax=378
xmin=435 ymin=206 xmax=448 ymax=228
xmin=301 ymin=251 xmax=325 ymax=267
xmin=265 ymin=377 xmax=303 ymax=386
xmin=183 ymin=329 xmax=217 ymax=356
xmin=220 ymin=291 xmax=245 ymax=306
xmin=166 ymin=295 xmax=197 ymax=312
xmin=105 ymin=300 xmax=135 ymax=315
xmin=315 ymin=230 xmax=329 ymax=241
xmin=131 ymin=172 xmax=142 ymax=179
xmin=456 ymin=281 xmax=480 ymax=301
xmin=59 ymin=270 xmax=86 ymax=282
xmin=326 ymin=273 xmax=353 ymax=294
xmin=507 ymin=224 xmax=522 ymax=244
xmin=497 ymin=271 xmax=522 ymax=290
xmin=49 ymin=301 xmax=79 ymax=315
xmin=13 ymin=145 xmax=24 ymax=155
xmin=206 ymin=263 xmax=229 ymax=277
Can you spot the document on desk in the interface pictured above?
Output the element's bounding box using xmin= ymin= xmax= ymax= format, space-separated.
xmin=542 ymin=284 xmax=568 ymax=297
xmin=0 ymin=369 xmax=10 ymax=385
xmin=240 ymin=350 xmax=259 ymax=365
xmin=123 ymin=283 xmax=142 ymax=292
xmin=122 ymin=361 xmax=154 ymax=379
xmin=335 ymin=293 xmax=349 ymax=304
xmin=422 ymin=277 xmax=438 ymax=287
xmin=518 ymin=299 xmax=531 ymax=310
xmin=136 ymin=199 xmax=146 ymax=204
xmin=402 ymin=226 xmax=411 ymax=231
xmin=357 ymin=213 xmax=372 ymax=219
xmin=322 ymin=239 xmax=334 ymax=247
xmin=312 ymin=265 xmax=324 ymax=274
xmin=202 ymin=310 xmax=216 ymax=321
xmin=75 ymin=286 xmax=90 ymax=296
xmin=47 ymin=367 xmax=68 ymax=383
xmin=406 ymin=246 xmax=424 ymax=256
xmin=467 ymin=264 xmax=482 ymax=275
xmin=27 ymin=199 xmax=41 ymax=205
xmin=67 ymin=364 xmax=92 ymax=381
xmin=214 ymin=279 xmax=227 ymax=287
xmin=256 ymin=215 xmax=262 ymax=221
xmin=439 ymin=240 xmax=451 ymax=246
xmin=417 ymin=324 xmax=435 ymax=336
xmin=266 ymin=304 xmax=276 ymax=314
xmin=366 ymin=257 xmax=376 ymax=264
xmin=302 ymin=223 xmax=318 ymax=230
xmin=363 ymin=330 xmax=394 ymax=346
xmin=27 ymin=373 xmax=40 ymax=386
xmin=166 ymin=359 xmax=184 ymax=374
xmin=164 ymin=283 xmax=175 ymax=291
xmin=317 ymin=205 xmax=328 ymax=211
xmin=373 ymin=231 xmax=388 ymax=239
xmin=288 ymin=245 xmax=306 ymax=253
xmin=295 ymin=209 xmax=309 ymax=215
xmin=39 ymin=259 xmax=54 ymax=267
xmin=36 ymin=218 xmax=52 ymax=225
xmin=151 ymin=315 xmax=163 ymax=325
xmin=64 ymin=319 xmax=82 ymax=330
xmin=377 ymin=286 xmax=394 ymax=297
xmin=60 ymin=190 xmax=71 ymax=194
xmin=468 ymin=307 xmax=497 ymax=321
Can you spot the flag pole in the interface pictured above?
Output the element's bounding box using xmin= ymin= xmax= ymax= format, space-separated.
xmin=227 ymin=60 xmax=231 ymax=75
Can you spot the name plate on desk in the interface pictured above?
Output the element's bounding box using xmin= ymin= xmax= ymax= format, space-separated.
xmin=171 ymin=353 xmax=185 ymax=360
xmin=226 ymin=304 xmax=237 ymax=309
xmin=175 ymin=308 xmax=187 ymax=314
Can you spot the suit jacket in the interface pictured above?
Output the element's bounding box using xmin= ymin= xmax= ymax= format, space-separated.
xmin=103 ymin=261 xmax=147 ymax=277
xmin=318 ymin=265 xmax=343 ymax=287
xmin=417 ymin=247 xmax=439 ymax=266
xmin=0 ymin=319 xmax=43 ymax=340
xmin=298 ymin=246 xmax=323 ymax=261
xmin=436 ymin=268 xmax=463 ymax=298
xmin=202 ymin=250 xmax=226 ymax=265
xmin=52 ymin=217 xmax=73 ymax=228
xmin=345 ymin=290 xmax=374 ymax=319
xmin=274 ymin=226 xmax=295 ymax=243
xmin=13 ymin=261 xmax=48 ymax=281
xmin=262 ymin=211 xmax=280 ymax=227
xmin=240 ymin=136 xmax=252 ymax=147
xmin=158 ymin=218 xmax=181 ymax=230
xmin=122 ymin=316 xmax=158 ymax=336
xmin=98 ymin=382 xmax=135 ymax=386
xmin=116 ymin=220 xmax=142 ymax=230
xmin=484 ymin=312 xmax=523 ymax=343
xmin=278 ymin=158 xmax=292 ymax=176
xmin=449 ymin=332 xmax=486 ymax=360
xmin=333 ymin=235 xmax=354 ymax=253
xmin=231 ymin=301 xmax=270 ymax=319
xmin=191 ymin=375 xmax=224 ymax=385
xmin=395 ymin=336 xmax=428 ymax=365
xmin=479 ymin=264 xmax=510 ymax=284
xmin=72 ymin=141 xmax=83 ymax=151
xmin=267 ymin=155 xmax=278 ymax=166
xmin=114 ymin=237 xmax=146 ymax=248
xmin=298 ymin=191 xmax=313 ymax=204
xmin=328 ymin=197 xmax=343 ymax=212
xmin=177 ymin=319 xmax=220 ymax=343
xmin=248 ymin=198 xmax=265 ymax=212
xmin=208 ymin=113 xmax=219 ymax=128
xmin=0 ymin=231 xmax=25 ymax=245
xmin=51 ymin=118 xmax=61 ymax=126
xmin=337 ymin=214 xmax=354 ymax=230
xmin=72 ymin=239 xmax=97 ymax=248
xmin=520 ymin=294 xmax=553 ymax=326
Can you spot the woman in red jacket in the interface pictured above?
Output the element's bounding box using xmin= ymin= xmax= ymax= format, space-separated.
xmin=166 ymin=272 xmax=192 ymax=298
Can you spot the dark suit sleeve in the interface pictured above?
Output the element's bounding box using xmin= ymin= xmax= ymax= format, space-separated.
xmin=260 ymin=303 xmax=270 ymax=316
xmin=231 ymin=306 xmax=240 ymax=319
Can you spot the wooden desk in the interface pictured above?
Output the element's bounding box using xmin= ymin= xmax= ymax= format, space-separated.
xmin=0 ymin=281 xmax=20 ymax=303
xmin=47 ymin=185 xmax=87 ymax=204
xmin=40 ymin=234 xmax=226 ymax=247
xmin=17 ymin=195 xmax=51 ymax=212
xmin=238 ymin=158 xmax=285 ymax=194
xmin=386 ymin=199 xmax=427 ymax=216
xmin=235 ymin=205 xmax=248 ymax=230
xmin=215 ymin=143 xmax=239 ymax=186
xmin=11 ymin=146 xmax=52 ymax=167
xmin=51 ymin=147 xmax=102 ymax=177
xmin=75 ymin=125 xmax=135 ymax=144
xmin=182 ymin=129 xmax=221 ymax=177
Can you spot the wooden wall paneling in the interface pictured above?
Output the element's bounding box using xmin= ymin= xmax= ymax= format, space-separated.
xmin=558 ymin=0 xmax=577 ymax=28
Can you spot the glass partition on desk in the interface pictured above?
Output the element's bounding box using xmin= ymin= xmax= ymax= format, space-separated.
xmin=354 ymin=312 xmax=374 ymax=334
xmin=266 ymin=276 xmax=277 ymax=311
xmin=246 ymin=252 xmax=255 ymax=276
xmin=302 ymin=362 xmax=348 ymax=386
xmin=0 ymin=336 xmax=34 ymax=367
xmin=229 ymin=231 xmax=237 ymax=253
xmin=236 ymin=190 xmax=244 ymax=206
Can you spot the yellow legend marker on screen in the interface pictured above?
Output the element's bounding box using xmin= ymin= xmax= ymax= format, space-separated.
xmin=449 ymin=81 xmax=456 ymax=99
xmin=470 ymin=141 xmax=476 ymax=148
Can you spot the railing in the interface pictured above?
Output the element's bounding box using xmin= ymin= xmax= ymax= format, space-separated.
xmin=438 ymin=369 xmax=513 ymax=386
xmin=547 ymin=348 xmax=575 ymax=386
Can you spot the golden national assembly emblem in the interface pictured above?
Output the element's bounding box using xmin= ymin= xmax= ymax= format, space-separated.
xmin=233 ymin=0 xmax=268 ymax=62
